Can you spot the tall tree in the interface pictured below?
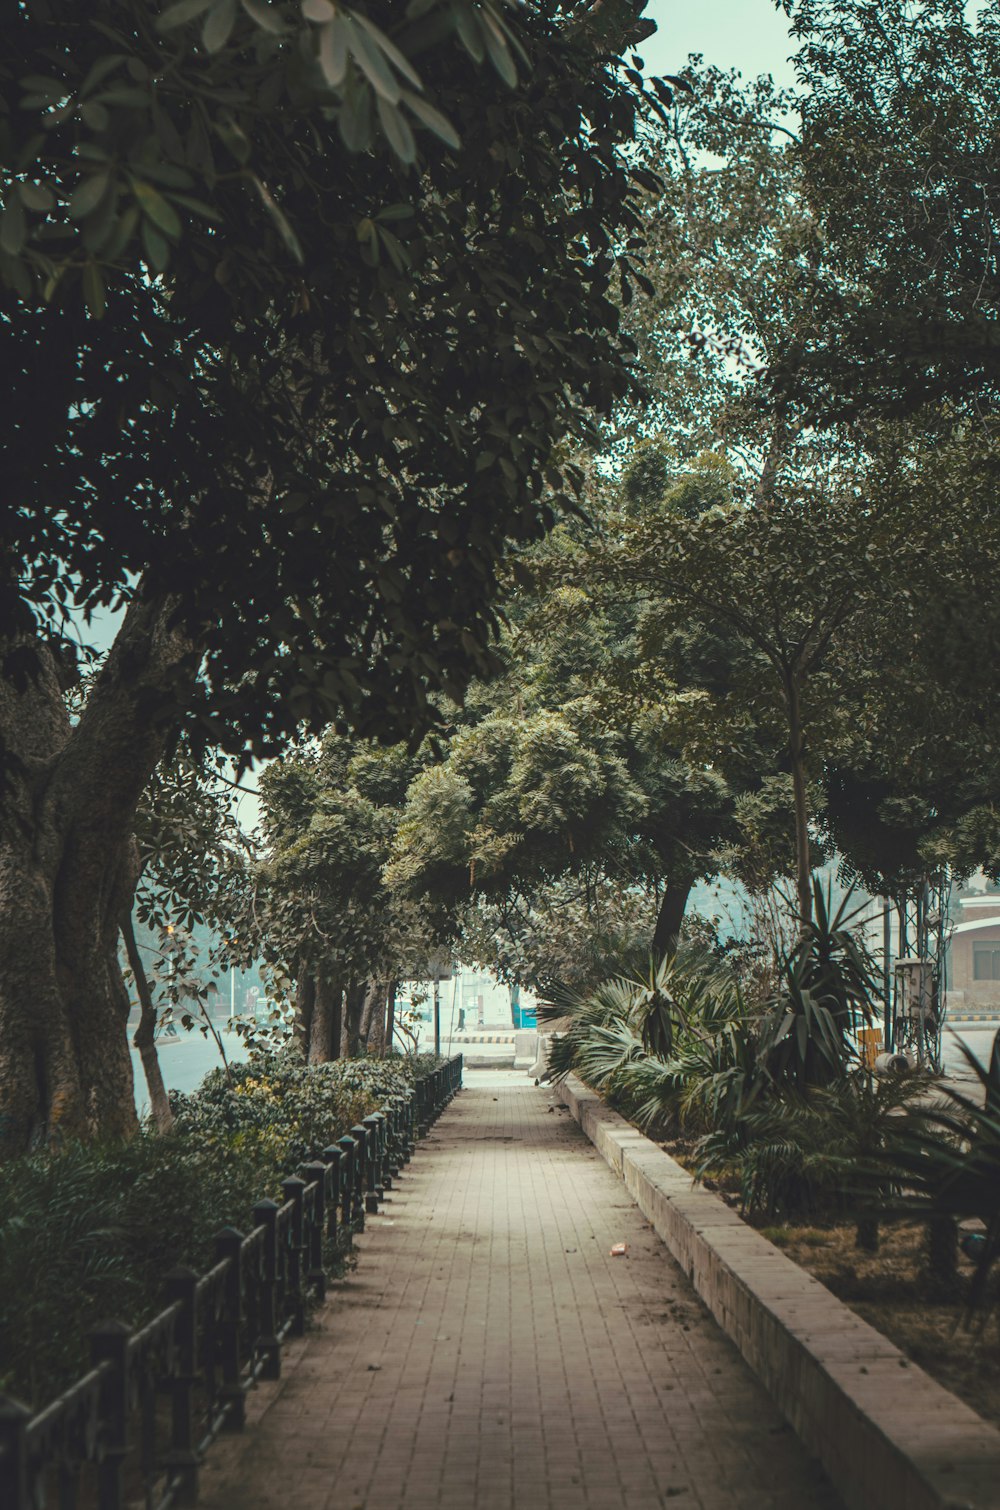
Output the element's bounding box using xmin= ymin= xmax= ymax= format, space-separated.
xmin=772 ymin=0 xmax=1000 ymax=422
xmin=241 ymin=734 xmax=438 ymax=1060
xmin=1 ymin=0 xmax=664 ymax=1152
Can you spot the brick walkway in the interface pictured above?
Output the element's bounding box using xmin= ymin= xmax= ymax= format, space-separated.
xmin=199 ymin=1074 xmax=841 ymax=1510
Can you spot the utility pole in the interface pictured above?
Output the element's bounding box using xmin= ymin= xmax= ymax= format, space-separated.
xmin=433 ymin=975 xmax=441 ymax=1058
xmin=883 ymin=900 xmax=893 ymax=1050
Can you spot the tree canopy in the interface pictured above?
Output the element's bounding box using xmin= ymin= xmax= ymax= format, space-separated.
xmin=0 ymin=0 xmax=674 ymax=1153
xmin=775 ymin=0 xmax=1000 ymax=422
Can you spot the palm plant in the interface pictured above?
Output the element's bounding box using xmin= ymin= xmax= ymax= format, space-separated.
xmin=693 ymin=1067 xmax=933 ymax=1231
xmin=757 ymin=880 xmax=878 ymax=1091
xmin=548 ymin=948 xmax=759 ymax=1134
xmin=888 ymin=1036 xmax=1000 ymax=1313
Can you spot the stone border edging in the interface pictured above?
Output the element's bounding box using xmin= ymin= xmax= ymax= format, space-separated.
xmin=557 ymin=1072 xmax=1000 ymax=1510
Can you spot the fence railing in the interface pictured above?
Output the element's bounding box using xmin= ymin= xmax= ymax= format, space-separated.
xmin=0 ymin=1054 xmax=463 ymax=1510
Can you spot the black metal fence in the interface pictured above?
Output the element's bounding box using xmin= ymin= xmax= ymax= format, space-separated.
xmin=0 ymin=1055 xmax=463 ymax=1510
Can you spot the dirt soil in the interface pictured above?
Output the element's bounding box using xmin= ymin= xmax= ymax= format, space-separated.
xmin=759 ymin=1218 xmax=1000 ymax=1429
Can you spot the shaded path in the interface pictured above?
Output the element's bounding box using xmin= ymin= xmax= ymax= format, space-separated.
xmin=200 ymin=1073 xmax=841 ymax=1510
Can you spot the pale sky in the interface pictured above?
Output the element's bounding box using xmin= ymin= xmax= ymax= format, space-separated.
xmin=640 ymin=0 xmax=797 ymax=85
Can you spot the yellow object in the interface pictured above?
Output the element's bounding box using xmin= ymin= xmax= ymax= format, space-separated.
xmin=858 ymin=1027 xmax=884 ymax=1068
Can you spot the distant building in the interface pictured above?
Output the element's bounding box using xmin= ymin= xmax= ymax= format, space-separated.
xmin=947 ymin=894 xmax=1000 ymax=1008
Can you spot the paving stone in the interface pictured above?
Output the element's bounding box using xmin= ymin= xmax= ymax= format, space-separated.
xmin=199 ymin=1075 xmax=841 ymax=1510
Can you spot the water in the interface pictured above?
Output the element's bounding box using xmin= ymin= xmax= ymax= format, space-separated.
xmin=130 ymin=1029 xmax=249 ymax=1115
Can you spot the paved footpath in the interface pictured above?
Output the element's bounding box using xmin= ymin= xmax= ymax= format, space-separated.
xmin=200 ymin=1073 xmax=842 ymax=1510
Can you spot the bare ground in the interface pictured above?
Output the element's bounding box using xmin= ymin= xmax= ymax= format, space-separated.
xmin=759 ymin=1218 xmax=1000 ymax=1429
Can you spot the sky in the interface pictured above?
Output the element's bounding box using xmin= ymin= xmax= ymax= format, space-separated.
xmin=639 ymin=0 xmax=797 ymax=86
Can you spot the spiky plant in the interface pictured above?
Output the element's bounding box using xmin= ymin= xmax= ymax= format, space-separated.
xmin=758 ymin=881 xmax=879 ymax=1091
xmin=692 ymin=1068 xmax=935 ymax=1228
xmin=888 ymin=1037 xmax=1000 ymax=1314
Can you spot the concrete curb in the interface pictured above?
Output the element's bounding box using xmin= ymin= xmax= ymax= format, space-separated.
xmin=557 ymin=1073 xmax=1000 ymax=1510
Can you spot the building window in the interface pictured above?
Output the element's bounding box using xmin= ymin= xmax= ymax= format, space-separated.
xmin=973 ymin=944 xmax=1000 ymax=980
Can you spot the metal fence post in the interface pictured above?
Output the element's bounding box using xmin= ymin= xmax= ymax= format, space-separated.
xmin=89 ymin=1319 xmax=131 ymax=1510
xmin=0 ymin=1395 xmax=32 ymax=1510
xmin=214 ymin=1228 xmax=247 ymax=1431
xmin=384 ymin=1099 xmax=401 ymax=1182
xmin=336 ymin=1135 xmax=357 ymax=1234
xmin=349 ymin=1126 xmax=368 ymax=1229
xmin=281 ymin=1176 xmax=307 ymax=1336
xmin=252 ymin=1200 xmax=282 ymax=1380
xmin=163 ymin=1265 xmax=200 ymax=1504
xmin=322 ymin=1146 xmax=342 ymax=1251
xmin=362 ymin=1114 xmax=382 ymax=1213
xmin=301 ymin=1163 xmax=328 ymax=1301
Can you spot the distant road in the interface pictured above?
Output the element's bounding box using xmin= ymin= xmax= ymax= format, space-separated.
xmin=130 ymin=1030 xmax=249 ymax=1114
xmin=128 ymin=1020 xmax=997 ymax=1118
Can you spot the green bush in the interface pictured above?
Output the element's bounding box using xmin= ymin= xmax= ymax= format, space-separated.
xmin=0 ymin=1048 xmax=439 ymax=1407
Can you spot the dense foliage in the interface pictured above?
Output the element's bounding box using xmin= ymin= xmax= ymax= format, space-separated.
xmin=0 ymin=1050 xmax=439 ymax=1405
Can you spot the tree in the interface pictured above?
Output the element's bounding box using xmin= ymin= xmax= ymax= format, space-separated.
xmin=461 ymin=873 xmax=658 ymax=999
xmin=599 ymin=457 xmax=912 ymax=923
xmin=387 ymin=510 xmax=743 ymax=964
xmin=1 ymin=0 xmax=664 ymax=1152
xmin=233 ymin=734 xmax=439 ymax=1061
xmin=125 ymin=745 xmax=254 ymax=1128
xmin=773 ymin=0 xmax=1000 ymax=422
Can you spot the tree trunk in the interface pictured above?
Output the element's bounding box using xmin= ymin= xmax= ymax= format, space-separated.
xmin=358 ymin=978 xmax=384 ymax=1054
xmin=0 ymin=593 xmax=197 ymax=1155
xmin=385 ymin=984 xmax=397 ymax=1058
xmin=342 ymin=980 xmax=367 ymax=1058
xmin=854 ymin=1212 xmax=880 ymax=1253
xmin=652 ymin=876 xmax=694 ymax=961
xmin=786 ymin=675 xmax=813 ymax=926
xmin=305 ymin=975 xmax=343 ymax=1063
xmin=296 ymin=972 xmax=316 ymax=1056
xmin=367 ymin=982 xmax=388 ymax=1057
xmin=122 ymin=906 xmax=173 ymax=1132
xmin=925 ymin=1214 xmax=958 ymax=1299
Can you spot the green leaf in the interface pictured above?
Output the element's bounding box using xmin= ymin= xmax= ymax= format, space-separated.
xmin=80 ymin=101 xmax=111 ymax=131
xmin=318 ymin=16 xmax=348 ymax=88
xmin=400 ymin=89 xmax=460 ymax=151
xmin=346 ymin=19 xmax=402 ymax=103
xmin=353 ymin=13 xmax=423 ymax=90
xmin=376 ymin=223 xmax=410 ymax=272
xmin=203 ymin=0 xmax=238 ymax=52
xmin=170 ymin=192 xmax=223 ymax=223
xmin=82 ymin=191 xmax=121 ymax=253
xmin=480 ymin=10 xmax=517 ymax=87
xmin=135 ymin=182 xmax=183 ymax=239
xmin=103 ymin=204 xmax=140 ymax=260
xmin=0 ymin=250 xmax=33 ymax=300
xmin=141 ymin=217 xmax=170 ymax=271
xmin=240 ymin=0 xmax=285 ymax=32
xmin=80 ymin=54 xmax=128 ymax=98
xmin=18 ymin=75 xmax=68 ymax=103
xmin=453 ymin=4 xmax=484 ymax=64
xmin=339 ymin=75 xmax=372 ymax=152
xmin=94 ymin=86 xmax=152 ymax=108
xmin=302 ymin=0 xmax=335 ymax=19
xmin=18 ymin=182 xmax=55 ymax=212
xmin=82 ymin=261 xmax=106 ymax=318
xmin=376 ymin=96 xmax=416 ymax=165
xmin=375 ymin=202 xmax=415 ymax=223
xmin=157 ymin=0 xmax=213 ymax=30
xmin=0 ymin=197 xmax=27 ymax=256
xmin=213 ymin=114 xmax=252 ymax=163
xmin=251 ymin=175 xmax=303 ymax=262
xmin=68 ymin=172 xmax=111 ymax=220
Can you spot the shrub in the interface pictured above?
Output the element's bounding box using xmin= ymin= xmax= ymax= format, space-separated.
xmin=0 ymin=1048 xmax=437 ymax=1406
